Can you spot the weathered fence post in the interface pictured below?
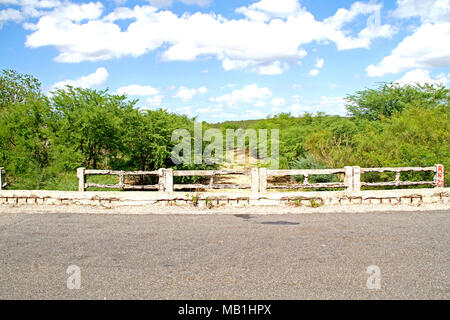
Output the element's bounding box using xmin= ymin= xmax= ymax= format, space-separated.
xmin=352 ymin=166 xmax=361 ymax=192
xmin=344 ymin=166 xmax=354 ymax=193
xmin=259 ymin=167 xmax=267 ymax=193
xmin=118 ymin=171 xmax=125 ymax=189
xmin=395 ymin=170 xmax=401 ymax=186
xmin=158 ymin=168 xmax=164 ymax=191
xmin=209 ymin=174 xmax=214 ymax=188
xmin=0 ymin=167 xmax=5 ymax=190
xmin=164 ymin=168 xmax=174 ymax=192
xmin=434 ymin=164 xmax=444 ymax=187
xmin=77 ymin=167 xmax=85 ymax=192
xmin=251 ymin=167 xmax=259 ymax=193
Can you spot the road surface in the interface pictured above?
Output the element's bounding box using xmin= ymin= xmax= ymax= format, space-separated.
xmin=0 ymin=209 xmax=448 ymax=299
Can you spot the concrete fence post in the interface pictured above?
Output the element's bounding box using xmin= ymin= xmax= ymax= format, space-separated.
xmin=77 ymin=167 xmax=86 ymax=192
xmin=164 ymin=168 xmax=174 ymax=192
xmin=118 ymin=171 xmax=125 ymax=189
xmin=434 ymin=164 xmax=444 ymax=187
xmin=352 ymin=166 xmax=361 ymax=192
xmin=0 ymin=167 xmax=5 ymax=190
xmin=344 ymin=166 xmax=354 ymax=193
xmin=158 ymin=168 xmax=164 ymax=191
xmin=259 ymin=167 xmax=267 ymax=193
xmin=251 ymin=167 xmax=259 ymax=193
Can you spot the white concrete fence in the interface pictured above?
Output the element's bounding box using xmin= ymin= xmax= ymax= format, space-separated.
xmin=0 ymin=165 xmax=447 ymax=208
xmin=75 ymin=164 xmax=445 ymax=193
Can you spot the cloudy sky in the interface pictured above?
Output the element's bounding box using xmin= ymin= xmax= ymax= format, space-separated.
xmin=1 ymin=0 xmax=449 ymax=122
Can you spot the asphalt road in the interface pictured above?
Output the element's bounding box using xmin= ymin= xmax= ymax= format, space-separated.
xmin=0 ymin=210 xmax=449 ymax=299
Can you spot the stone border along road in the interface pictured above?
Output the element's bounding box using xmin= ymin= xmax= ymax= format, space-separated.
xmin=0 ymin=202 xmax=448 ymax=215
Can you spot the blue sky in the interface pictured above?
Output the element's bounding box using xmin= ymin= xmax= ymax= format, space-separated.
xmin=1 ymin=0 xmax=449 ymax=122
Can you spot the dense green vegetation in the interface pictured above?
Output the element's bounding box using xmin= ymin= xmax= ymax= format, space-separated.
xmin=0 ymin=69 xmax=448 ymax=189
xmin=0 ymin=69 xmax=211 ymax=189
xmin=214 ymin=84 xmax=449 ymax=186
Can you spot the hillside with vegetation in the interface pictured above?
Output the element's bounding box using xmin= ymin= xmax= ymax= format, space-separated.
xmin=0 ymin=69 xmax=448 ymax=189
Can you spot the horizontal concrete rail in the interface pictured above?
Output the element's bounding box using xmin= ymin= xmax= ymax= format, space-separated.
xmin=267 ymin=169 xmax=346 ymax=175
xmin=359 ymin=165 xmax=444 ymax=190
xmin=78 ymin=168 xmax=161 ymax=192
xmin=78 ymin=167 xmax=259 ymax=193
xmin=172 ymin=169 xmax=255 ymax=192
xmin=173 ymin=170 xmax=250 ymax=176
xmin=262 ymin=167 xmax=347 ymax=193
xmin=261 ymin=165 xmax=444 ymax=193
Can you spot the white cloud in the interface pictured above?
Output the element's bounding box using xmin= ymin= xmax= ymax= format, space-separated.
xmin=117 ymin=84 xmax=159 ymax=96
xmin=367 ymin=22 xmax=450 ymax=76
xmin=0 ymin=0 xmax=62 ymax=24
xmin=258 ymin=61 xmax=288 ymax=75
xmin=23 ymin=1 xmax=395 ymax=74
xmin=0 ymin=0 xmax=60 ymax=9
xmin=289 ymin=96 xmax=346 ymax=116
xmin=271 ymin=97 xmax=285 ymax=107
xmin=392 ymin=0 xmax=450 ymax=23
xmin=116 ymin=84 xmax=162 ymax=106
xmin=323 ymin=1 xmax=397 ymax=50
xmin=244 ymin=109 xmax=268 ymax=118
xmin=185 ymin=105 xmax=238 ymax=120
xmin=147 ymin=0 xmax=173 ymax=8
xmin=211 ymin=112 xmax=238 ymax=119
xmin=315 ymin=58 xmax=324 ymax=68
xmin=147 ymin=0 xmax=212 ymax=8
xmin=236 ymin=0 xmax=303 ymax=22
xmin=220 ymin=83 xmax=235 ymax=90
xmin=51 ymin=67 xmax=109 ymax=90
xmin=395 ymin=68 xmax=448 ymax=86
xmin=146 ymin=95 xmax=163 ymax=106
xmin=325 ymin=2 xmax=382 ymax=28
xmin=174 ymin=86 xmax=207 ymax=101
xmin=210 ymin=84 xmax=272 ymax=108
xmin=253 ymin=101 xmax=266 ymax=107
xmin=172 ymin=105 xmax=194 ymax=116
xmin=289 ymin=103 xmax=305 ymax=114
xmin=48 ymin=2 xmax=103 ymax=21
xmin=309 ymin=57 xmax=323 ymax=75
xmin=0 ymin=8 xmax=23 ymax=28
xmin=271 ymin=107 xmax=280 ymax=113
xmin=196 ymin=106 xmax=223 ymax=113
xmin=318 ymin=96 xmax=346 ymax=115
xmin=179 ymin=0 xmax=211 ymax=5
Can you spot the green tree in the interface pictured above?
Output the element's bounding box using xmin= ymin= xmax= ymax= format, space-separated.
xmin=346 ymin=83 xmax=449 ymax=121
xmin=352 ymin=104 xmax=450 ymax=168
xmin=49 ymin=86 xmax=136 ymax=170
xmin=0 ymin=70 xmax=52 ymax=188
xmin=121 ymin=108 xmax=194 ymax=171
xmin=0 ymin=69 xmax=41 ymax=109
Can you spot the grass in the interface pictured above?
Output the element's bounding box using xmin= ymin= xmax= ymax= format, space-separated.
xmin=310 ymin=199 xmax=322 ymax=208
xmin=187 ymin=194 xmax=199 ymax=206
xmin=205 ymin=196 xmax=213 ymax=209
xmin=292 ymin=198 xmax=323 ymax=208
xmin=85 ymin=174 xmax=122 ymax=191
xmin=6 ymin=172 xmax=78 ymax=191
